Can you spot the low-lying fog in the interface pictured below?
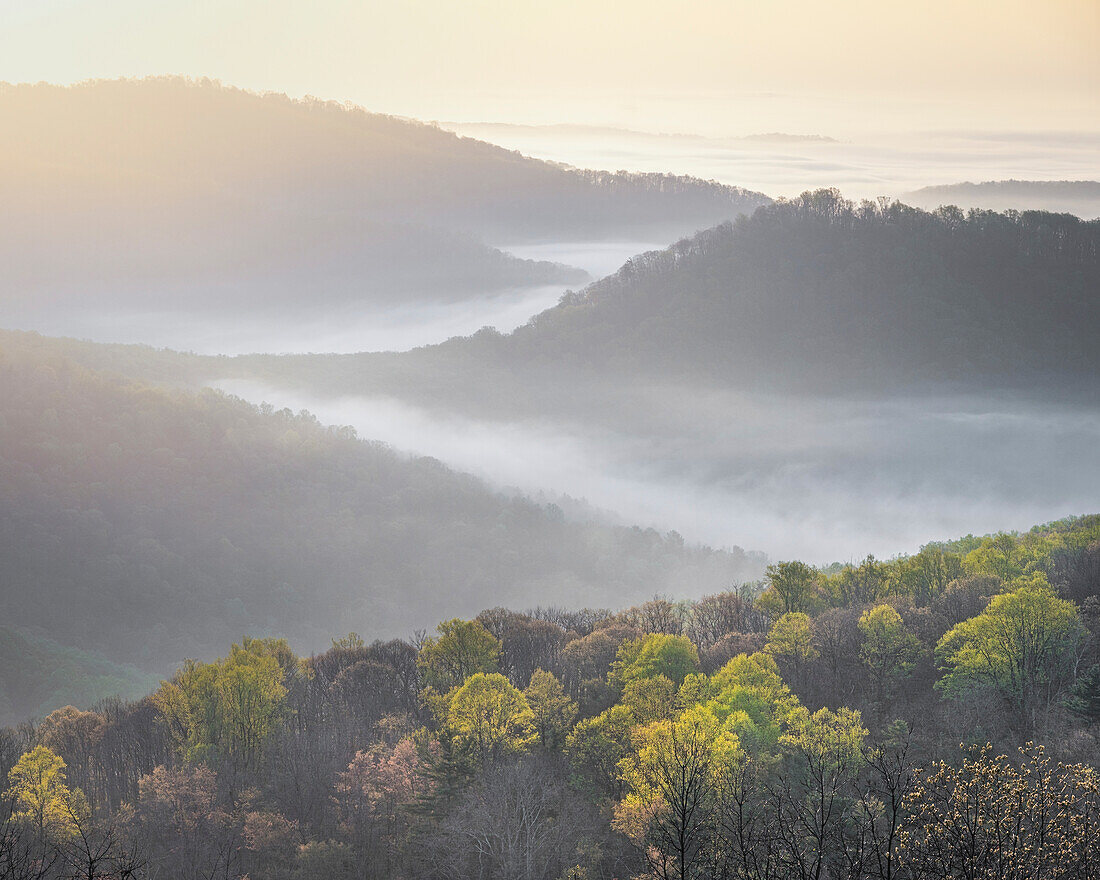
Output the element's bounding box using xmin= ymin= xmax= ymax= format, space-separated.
xmin=442 ymin=125 xmax=1100 ymax=211
xmin=215 ymin=378 xmax=1100 ymax=564
xmin=6 ymin=241 xmax=659 ymax=355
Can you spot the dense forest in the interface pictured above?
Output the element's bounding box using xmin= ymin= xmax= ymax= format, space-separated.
xmin=0 ymin=344 xmax=760 ymax=724
xmin=3 ymin=515 xmax=1098 ymax=879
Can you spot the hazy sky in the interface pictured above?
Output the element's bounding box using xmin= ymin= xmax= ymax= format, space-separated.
xmin=2 ymin=0 xmax=1097 ymax=134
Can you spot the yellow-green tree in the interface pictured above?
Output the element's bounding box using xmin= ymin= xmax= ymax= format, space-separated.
xmin=524 ymin=669 xmax=577 ymax=751
xmin=765 ymin=612 xmax=818 ymax=664
xmin=418 ymin=619 xmax=500 ymax=694
xmin=757 ymin=561 xmax=822 ymax=616
xmin=616 ymin=705 xmax=746 ymax=880
xmin=706 ymin=652 xmax=801 ymax=756
xmin=4 ymin=745 xmax=88 ymax=840
xmin=566 ymin=705 xmax=635 ymax=800
xmin=858 ymin=605 xmax=922 ymax=701
xmin=447 ymin=672 xmax=534 ymax=765
xmin=936 ymin=581 xmax=1083 ymax=733
xmin=154 ymin=638 xmax=289 ymax=770
xmin=621 ymin=675 xmax=679 ymax=724
xmin=775 ymin=706 xmax=867 ymax=879
xmin=612 ymin=633 xmax=700 ymax=688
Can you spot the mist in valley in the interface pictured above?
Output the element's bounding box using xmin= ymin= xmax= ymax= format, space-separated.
xmin=215 ymin=377 xmax=1100 ymax=564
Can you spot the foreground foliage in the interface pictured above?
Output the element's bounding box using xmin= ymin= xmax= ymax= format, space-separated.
xmin=2 ymin=515 xmax=1099 ymax=878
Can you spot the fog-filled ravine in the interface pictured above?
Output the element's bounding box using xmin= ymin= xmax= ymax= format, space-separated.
xmin=2 ymin=240 xmax=661 ymax=355
xmin=212 ymin=378 xmax=1100 ymax=565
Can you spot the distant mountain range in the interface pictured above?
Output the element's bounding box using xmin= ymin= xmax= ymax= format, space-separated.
xmin=0 ymin=78 xmax=770 ymax=318
xmin=904 ymin=180 xmax=1100 ymax=219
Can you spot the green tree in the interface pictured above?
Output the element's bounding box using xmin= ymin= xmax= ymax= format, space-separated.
xmin=153 ymin=638 xmax=289 ymax=770
xmin=566 ymin=705 xmax=636 ymax=800
xmin=765 ymin=612 xmax=818 ymax=664
xmin=524 ymin=669 xmax=577 ymax=751
xmin=4 ymin=745 xmax=88 ymax=840
xmin=621 ymin=675 xmax=679 ymax=724
xmin=774 ymin=706 xmax=867 ymax=880
xmin=616 ymin=705 xmax=745 ymax=880
xmin=936 ymin=581 xmax=1084 ymax=734
xmin=706 ymin=652 xmax=801 ymax=756
xmin=447 ymin=672 xmax=534 ymax=765
xmin=757 ymin=561 xmax=821 ymax=615
xmin=612 ymin=633 xmax=700 ymax=688
xmin=858 ymin=605 xmax=922 ymax=701
xmin=417 ymin=619 xmax=501 ymax=693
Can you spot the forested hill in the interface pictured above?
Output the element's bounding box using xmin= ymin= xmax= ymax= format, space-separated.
xmin=0 ymin=346 xmax=761 ymax=724
xmin=487 ymin=191 xmax=1100 ymax=393
xmin=132 ymin=191 xmax=1100 ymax=417
xmin=0 ymin=78 xmax=768 ymax=241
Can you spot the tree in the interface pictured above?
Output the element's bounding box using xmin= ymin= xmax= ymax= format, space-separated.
xmin=566 ymin=705 xmax=635 ymax=800
xmin=773 ymin=706 xmax=867 ymax=880
xmin=447 ymin=673 xmax=534 ymax=766
xmin=153 ymin=638 xmax=289 ymax=772
xmin=706 ymin=652 xmax=801 ymax=756
xmin=129 ymin=764 xmax=237 ymax=880
xmin=524 ymin=670 xmax=577 ymax=751
xmin=935 ymin=581 xmax=1084 ymax=734
xmin=622 ymin=675 xmax=679 ymax=724
xmin=858 ymin=605 xmax=922 ymax=702
xmin=4 ymin=746 xmax=87 ymax=842
xmin=612 ymin=634 xmax=700 ymax=689
xmin=417 ymin=619 xmax=501 ymax=694
xmin=616 ymin=705 xmax=746 ymax=880
xmin=758 ymin=561 xmax=821 ymax=616
xmin=899 ymin=744 xmax=1100 ymax=880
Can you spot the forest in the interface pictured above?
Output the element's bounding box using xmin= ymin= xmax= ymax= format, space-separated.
xmin=2 ymin=515 xmax=1099 ymax=879
xmin=0 ymin=343 xmax=759 ymax=724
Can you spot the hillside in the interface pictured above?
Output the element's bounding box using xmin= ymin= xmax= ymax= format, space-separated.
xmin=904 ymin=179 xmax=1100 ymax=219
xmin=2 ymin=514 xmax=1098 ymax=878
xmin=0 ymin=344 xmax=762 ymax=723
xmin=174 ymin=191 xmax=1100 ymax=408
xmin=0 ymin=78 xmax=769 ymax=325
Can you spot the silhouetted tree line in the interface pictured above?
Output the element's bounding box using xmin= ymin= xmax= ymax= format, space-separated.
xmin=3 ymin=515 xmax=1099 ymax=878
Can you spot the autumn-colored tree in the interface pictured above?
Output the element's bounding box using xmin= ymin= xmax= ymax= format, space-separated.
xmin=129 ymin=764 xmax=236 ymax=880
xmin=334 ymin=738 xmax=432 ymax=876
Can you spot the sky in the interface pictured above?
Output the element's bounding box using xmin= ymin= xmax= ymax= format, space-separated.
xmin=1 ymin=0 xmax=1097 ymax=135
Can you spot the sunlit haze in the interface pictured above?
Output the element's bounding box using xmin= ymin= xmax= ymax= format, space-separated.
xmin=2 ymin=0 xmax=1097 ymax=134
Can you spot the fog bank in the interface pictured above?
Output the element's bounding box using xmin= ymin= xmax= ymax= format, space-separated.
xmin=215 ymin=380 xmax=1100 ymax=564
